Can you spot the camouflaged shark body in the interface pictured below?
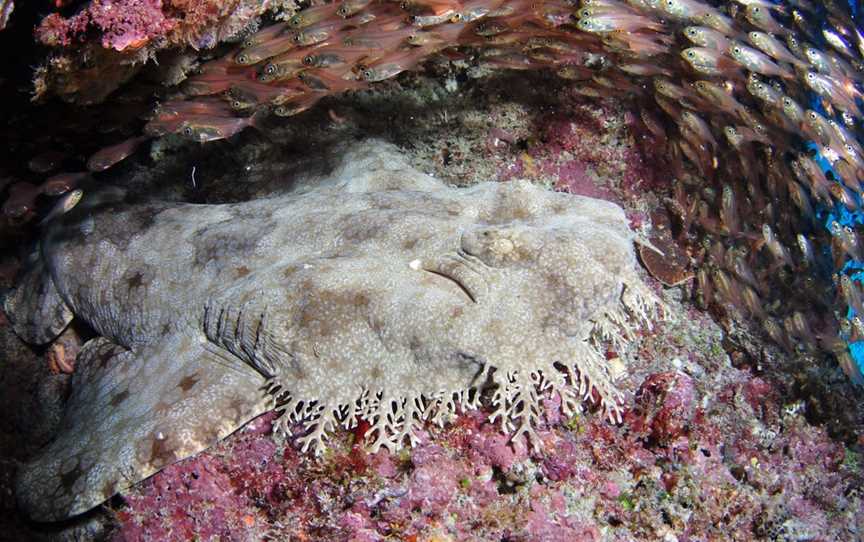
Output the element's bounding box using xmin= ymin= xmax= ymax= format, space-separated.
xmin=4 ymin=141 xmax=661 ymax=521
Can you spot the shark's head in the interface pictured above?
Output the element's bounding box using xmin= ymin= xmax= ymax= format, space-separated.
xmin=421 ymin=217 xmax=634 ymax=351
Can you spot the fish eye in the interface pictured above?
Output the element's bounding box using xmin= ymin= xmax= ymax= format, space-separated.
xmin=807 ymin=72 xmax=815 ymax=80
xmin=337 ymin=6 xmax=348 ymax=15
xmin=450 ymin=13 xmax=462 ymax=21
xmin=687 ymin=51 xmax=695 ymax=58
xmin=237 ymin=53 xmax=249 ymax=64
xmin=363 ymin=69 xmax=374 ymax=79
xmin=304 ymin=55 xmax=314 ymax=65
xmin=752 ymin=6 xmax=760 ymax=13
xmin=232 ymin=100 xmax=243 ymax=108
xmin=265 ymin=64 xmax=276 ymax=75
xmin=293 ymin=34 xmax=303 ymax=43
xmin=733 ymin=47 xmax=741 ymax=54
xmin=182 ymin=126 xmax=194 ymax=137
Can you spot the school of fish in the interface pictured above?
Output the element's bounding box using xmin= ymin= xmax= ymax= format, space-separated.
xmin=8 ymin=0 xmax=864 ymax=383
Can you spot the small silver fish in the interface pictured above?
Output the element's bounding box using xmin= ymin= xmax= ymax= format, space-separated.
xmin=761 ymin=224 xmax=794 ymax=267
xmin=39 ymin=189 xmax=83 ymax=226
xmin=841 ymin=274 xmax=864 ymax=315
xmin=796 ymin=233 xmax=815 ymax=268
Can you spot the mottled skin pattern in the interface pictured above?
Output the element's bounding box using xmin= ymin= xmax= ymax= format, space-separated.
xmin=4 ymin=141 xmax=658 ymax=522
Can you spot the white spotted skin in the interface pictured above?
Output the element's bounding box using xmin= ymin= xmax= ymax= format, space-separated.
xmin=16 ymin=141 xmax=657 ymax=521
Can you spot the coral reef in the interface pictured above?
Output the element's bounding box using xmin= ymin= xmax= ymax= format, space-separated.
xmin=0 ymin=0 xmax=863 ymax=538
xmin=32 ymin=0 xmax=292 ymax=103
xmin=23 ymin=0 xmax=862 ymax=386
xmin=0 ymin=75 xmax=861 ymax=538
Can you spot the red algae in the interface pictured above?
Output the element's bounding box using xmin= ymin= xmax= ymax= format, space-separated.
xmin=37 ymin=0 xmax=174 ymax=51
xmin=630 ymin=371 xmax=697 ymax=446
xmin=113 ymin=364 xmax=863 ymax=542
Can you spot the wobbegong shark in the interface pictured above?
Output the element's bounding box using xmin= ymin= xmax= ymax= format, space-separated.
xmin=4 ymin=141 xmax=661 ymax=521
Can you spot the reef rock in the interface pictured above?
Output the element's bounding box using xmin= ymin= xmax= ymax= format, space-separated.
xmin=3 ymin=140 xmax=660 ymax=521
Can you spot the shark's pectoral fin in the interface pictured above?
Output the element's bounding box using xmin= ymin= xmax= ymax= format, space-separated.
xmin=2 ymin=253 xmax=72 ymax=345
xmin=16 ymin=334 xmax=272 ymax=522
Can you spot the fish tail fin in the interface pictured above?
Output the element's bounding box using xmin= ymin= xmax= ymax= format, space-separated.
xmin=249 ymin=108 xmax=269 ymax=132
xmin=2 ymin=249 xmax=72 ymax=345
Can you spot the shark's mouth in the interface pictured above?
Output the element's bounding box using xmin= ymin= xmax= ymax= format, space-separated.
xmin=420 ymin=250 xmax=489 ymax=304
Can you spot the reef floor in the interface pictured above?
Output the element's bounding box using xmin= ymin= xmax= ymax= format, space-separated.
xmin=1 ymin=70 xmax=862 ymax=541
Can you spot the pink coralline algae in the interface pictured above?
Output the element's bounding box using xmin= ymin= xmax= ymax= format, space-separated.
xmin=113 ymin=364 xmax=863 ymax=542
xmin=496 ymin=98 xmax=661 ymax=204
xmin=525 ymin=489 xmax=599 ymax=542
xmin=37 ymin=0 xmax=174 ymax=51
xmin=117 ymin=413 xmax=287 ymax=541
xmin=630 ymin=371 xmax=697 ymax=446
xmin=36 ymin=0 xmax=277 ymax=53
